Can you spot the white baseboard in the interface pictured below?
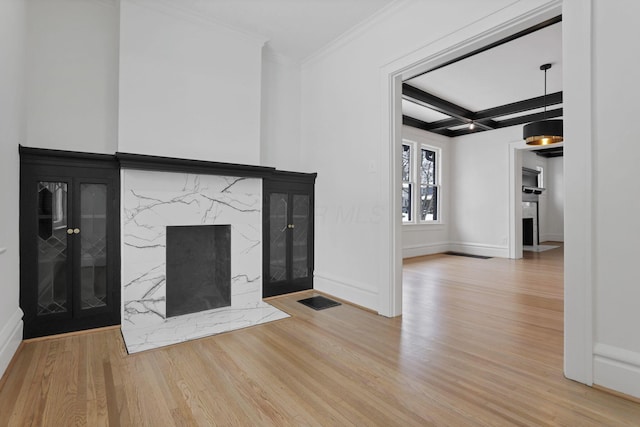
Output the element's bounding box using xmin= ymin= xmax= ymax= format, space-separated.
xmin=0 ymin=308 xmax=23 ymax=380
xmin=402 ymin=242 xmax=449 ymax=259
xmin=448 ymin=241 xmax=509 ymax=258
xmin=542 ymin=233 xmax=564 ymax=242
xmin=593 ymin=343 xmax=640 ymax=399
xmin=314 ymin=271 xmax=378 ymax=312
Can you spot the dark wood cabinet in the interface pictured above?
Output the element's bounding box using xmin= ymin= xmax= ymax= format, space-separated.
xmin=20 ymin=147 xmax=120 ymax=338
xmin=263 ymin=172 xmax=316 ymax=298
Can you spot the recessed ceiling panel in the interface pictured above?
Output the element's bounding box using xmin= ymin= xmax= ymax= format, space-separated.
xmin=402 ymin=99 xmax=452 ymax=123
xmin=448 ymin=124 xmax=471 ymax=131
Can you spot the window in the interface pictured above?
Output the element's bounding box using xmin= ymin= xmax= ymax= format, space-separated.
xmin=402 ymin=141 xmax=440 ymax=223
xmin=402 ymin=144 xmax=413 ymax=222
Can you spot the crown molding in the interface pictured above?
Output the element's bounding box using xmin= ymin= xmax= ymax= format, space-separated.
xmin=302 ymin=0 xmax=410 ymax=67
xmin=263 ymin=46 xmax=301 ymax=68
xmin=123 ymin=0 xmax=268 ymax=47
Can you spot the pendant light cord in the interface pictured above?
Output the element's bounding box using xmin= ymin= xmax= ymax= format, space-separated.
xmin=544 ymin=67 xmax=547 ymax=119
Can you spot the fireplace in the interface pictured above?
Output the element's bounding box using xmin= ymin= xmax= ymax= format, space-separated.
xmin=166 ymin=224 xmax=231 ymax=317
xmin=119 ymin=166 xmax=288 ymax=353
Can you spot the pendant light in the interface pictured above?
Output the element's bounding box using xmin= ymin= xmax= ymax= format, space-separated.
xmin=523 ymin=63 xmax=563 ymax=145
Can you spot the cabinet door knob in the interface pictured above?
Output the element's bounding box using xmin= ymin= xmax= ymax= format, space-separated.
xmin=290 ymin=224 xmax=295 ymax=229
xmin=73 ymin=228 xmax=80 ymax=234
xmin=67 ymin=228 xmax=74 ymax=235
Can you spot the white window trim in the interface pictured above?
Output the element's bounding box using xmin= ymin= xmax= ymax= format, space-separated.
xmin=402 ymin=140 xmax=442 ymax=225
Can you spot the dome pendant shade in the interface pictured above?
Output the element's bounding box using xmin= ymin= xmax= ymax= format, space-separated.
xmin=523 ymin=119 xmax=563 ymax=145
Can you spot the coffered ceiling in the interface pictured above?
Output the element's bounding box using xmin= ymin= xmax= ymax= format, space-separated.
xmin=402 ymin=17 xmax=563 ymax=139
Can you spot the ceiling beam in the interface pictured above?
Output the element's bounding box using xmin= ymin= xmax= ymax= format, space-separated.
xmin=445 ymin=108 xmax=563 ymax=137
xmin=538 ymin=152 xmax=564 ymax=158
xmin=474 ymin=91 xmax=562 ymax=120
xmin=402 ymin=115 xmax=454 ymax=136
xmin=405 ymin=90 xmax=563 ymax=132
xmin=420 ymin=117 xmax=465 ymax=131
xmin=536 ymin=146 xmax=564 ymax=158
xmin=493 ymin=107 xmax=563 ymax=128
xmin=402 ymin=84 xmax=499 ymax=130
xmin=402 ymin=83 xmax=563 ymax=135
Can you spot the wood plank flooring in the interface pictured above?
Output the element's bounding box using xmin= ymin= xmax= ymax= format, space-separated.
xmin=2 ymin=245 xmax=640 ymax=425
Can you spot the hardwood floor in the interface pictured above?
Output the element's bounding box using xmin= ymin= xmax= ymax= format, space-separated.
xmin=2 ymin=245 xmax=640 ymax=425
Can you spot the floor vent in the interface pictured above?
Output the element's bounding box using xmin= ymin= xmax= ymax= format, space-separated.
xmin=298 ymin=295 xmax=342 ymax=311
xmin=445 ymin=251 xmax=492 ymax=260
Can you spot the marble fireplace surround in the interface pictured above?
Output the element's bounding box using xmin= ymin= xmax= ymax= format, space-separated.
xmin=117 ymin=153 xmax=289 ymax=353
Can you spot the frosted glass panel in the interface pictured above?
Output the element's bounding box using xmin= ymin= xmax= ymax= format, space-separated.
xmin=292 ymin=195 xmax=309 ymax=280
xmin=269 ymin=193 xmax=287 ymax=282
xmin=37 ymin=182 xmax=68 ymax=315
xmin=80 ymin=183 xmax=108 ymax=309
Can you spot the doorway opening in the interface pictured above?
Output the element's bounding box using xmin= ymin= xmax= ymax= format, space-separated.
xmin=387 ymin=7 xmax=564 ymax=319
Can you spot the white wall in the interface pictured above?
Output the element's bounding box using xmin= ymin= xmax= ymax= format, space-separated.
xmin=260 ymin=47 xmax=302 ymax=171
xmin=590 ymin=0 xmax=640 ymax=398
xmin=449 ymin=126 xmax=522 ymax=257
xmin=401 ymin=126 xmax=450 ymax=258
xmin=545 ymin=156 xmax=564 ymax=241
xmin=118 ymin=0 xmax=265 ymax=165
xmin=0 ymin=0 xmax=25 ymax=380
xmin=24 ymin=0 xmax=119 ymax=154
xmin=301 ymin=0 xmax=551 ymax=310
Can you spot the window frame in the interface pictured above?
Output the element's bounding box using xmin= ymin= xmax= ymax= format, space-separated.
xmin=401 ymin=142 xmax=414 ymax=223
xmin=401 ymin=140 xmax=442 ymax=225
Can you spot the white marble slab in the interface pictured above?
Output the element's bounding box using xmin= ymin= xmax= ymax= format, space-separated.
xmin=121 ymin=170 xmax=262 ymax=328
xmin=120 ymin=168 xmax=272 ymax=353
xmin=122 ymin=301 xmax=289 ymax=354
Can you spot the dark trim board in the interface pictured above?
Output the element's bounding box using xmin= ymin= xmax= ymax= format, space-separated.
xmin=20 ymin=146 xmax=316 ymax=180
xmin=19 ymin=145 xmax=118 ymax=169
xmin=408 ymin=15 xmax=562 ymax=79
xmin=116 ymin=152 xmax=277 ymax=178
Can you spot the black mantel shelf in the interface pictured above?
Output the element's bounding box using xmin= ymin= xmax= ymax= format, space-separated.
xmin=19 ymin=146 xmax=316 ymax=180
xmin=116 ymin=152 xmax=278 ymax=178
xmin=116 ymin=152 xmax=317 ymax=180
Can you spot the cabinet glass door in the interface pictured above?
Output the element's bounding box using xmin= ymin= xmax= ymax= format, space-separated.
xmin=269 ymin=193 xmax=288 ymax=282
xmin=21 ymin=151 xmax=120 ymax=339
xmin=37 ymin=181 xmax=69 ymax=315
xmin=291 ymin=194 xmax=310 ymax=280
xmin=79 ymin=183 xmax=108 ymax=310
